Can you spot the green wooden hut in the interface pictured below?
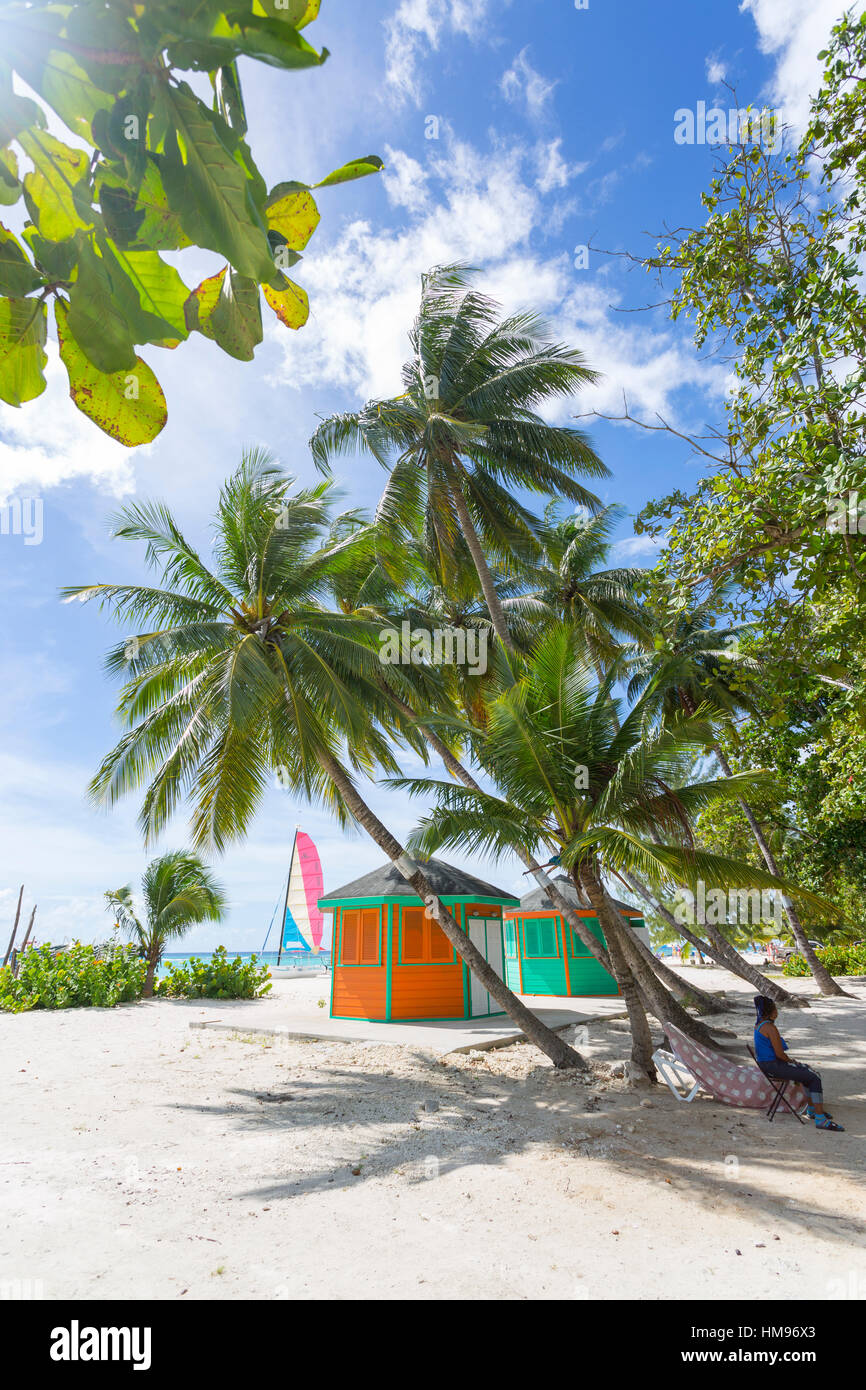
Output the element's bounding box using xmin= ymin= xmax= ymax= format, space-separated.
xmin=319 ymin=858 xmax=519 ymax=1022
xmin=504 ymin=875 xmax=649 ymax=997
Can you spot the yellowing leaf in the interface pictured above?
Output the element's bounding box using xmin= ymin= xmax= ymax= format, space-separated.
xmin=264 ymin=185 xmax=319 ymax=250
xmin=55 ymin=299 xmax=167 ymax=445
xmin=263 ymin=277 xmax=309 ymax=329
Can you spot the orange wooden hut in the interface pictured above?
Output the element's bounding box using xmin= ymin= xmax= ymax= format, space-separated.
xmin=319 ymin=859 xmax=519 ymax=1021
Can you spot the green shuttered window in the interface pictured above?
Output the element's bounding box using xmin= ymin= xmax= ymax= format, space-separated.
xmin=523 ymin=917 xmax=559 ymax=957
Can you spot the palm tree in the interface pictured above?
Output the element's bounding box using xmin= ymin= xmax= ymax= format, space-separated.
xmin=396 ymin=628 xmax=830 ymax=1078
xmin=502 ymin=503 xmax=649 ymax=664
xmin=628 ymin=590 xmax=848 ymax=997
xmin=309 ymin=264 xmax=608 ymax=654
xmin=66 ymin=452 xmax=582 ymax=1068
xmin=105 ymin=851 xmax=226 ymax=996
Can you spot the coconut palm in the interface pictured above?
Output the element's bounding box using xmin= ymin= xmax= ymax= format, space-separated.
xmin=104 ymin=851 xmax=226 ymax=996
xmin=628 ymin=590 xmax=848 ymax=997
xmin=395 ymin=628 xmax=831 ymax=1077
xmin=309 ymin=264 xmax=608 ymax=654
xmin=66 ymin=451 xmax=581 ymax=1068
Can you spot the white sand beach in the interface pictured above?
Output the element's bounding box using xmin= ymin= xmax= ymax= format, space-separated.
xmin=1 ymin=970 xmax=864 ymax=1302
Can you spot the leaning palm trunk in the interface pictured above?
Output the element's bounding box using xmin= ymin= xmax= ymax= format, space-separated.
xmin=578 ymin=866 xmax=721 ymax=1057
xmin=317 ymin=749 xmax=583 ymax=1068
xmin=624 ymin=920 xmax=728 ymax=1016
xmin=577 ymin=875 xmax=655 ymax=1079
xmin=619 ymin=871 xmax=800 ymax=1007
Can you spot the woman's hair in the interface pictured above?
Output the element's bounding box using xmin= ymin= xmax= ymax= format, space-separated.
xmin=754 ymin=995 xmax=775 ymax=1022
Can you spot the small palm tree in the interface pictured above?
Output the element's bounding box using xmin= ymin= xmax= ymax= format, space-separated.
xmin=396 ymin=628 xmax=830 ymax=1077
xmin=105 ymin=851 xmax=227 ymax=997
xmin=310 ymin=264 xmax=608 ymax=654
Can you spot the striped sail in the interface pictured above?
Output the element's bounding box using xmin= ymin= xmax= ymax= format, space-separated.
xmin=281 ymin=830 xmax=326 ymax=954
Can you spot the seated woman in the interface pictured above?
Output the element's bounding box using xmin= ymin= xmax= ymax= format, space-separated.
xmin=754 ymin=996 xmax=844 ymax=1131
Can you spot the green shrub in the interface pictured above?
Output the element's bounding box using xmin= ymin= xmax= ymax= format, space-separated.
xmin=155 ymin=946 xmax=272 ymax=1000
xmin=783 ymin=942 xmax=866 ymax=977
xmin=0 ymin=941 xmax=146 ymax=1012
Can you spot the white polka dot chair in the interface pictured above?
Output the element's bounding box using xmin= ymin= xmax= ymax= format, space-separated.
xmin=655 ymin=1022 xmax=808 ymax=1120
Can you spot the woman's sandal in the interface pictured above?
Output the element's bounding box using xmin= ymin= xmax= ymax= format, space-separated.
xmin=814 ymin=1114 xmax=844 ymax=1131
xmin=806 ymin=1104 xmax=833 ymax=1120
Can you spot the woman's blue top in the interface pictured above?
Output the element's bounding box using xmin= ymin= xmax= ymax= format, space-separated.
xmin=754 ymin=1023 xmax=788 ymax=1063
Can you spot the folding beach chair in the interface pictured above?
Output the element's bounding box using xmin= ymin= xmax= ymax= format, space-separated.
xmin=652 ymin=1044 xmax=701 ymax=1102
xmin=747 ymin=1043 xmax=806 ymax=1124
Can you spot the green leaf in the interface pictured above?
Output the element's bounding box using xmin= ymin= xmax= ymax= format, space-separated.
xmin=167 ymin=13 xmax=328 ymax=72
xmin=66 ymin=239 xmax=137 ymax=373
xmin=19 ymin=129 xmax=93 ymax=241
xmin=103 ymin=245 xmax=190 ymax=344
xmin=0 ymin=84 xmax=44 ymax=147
xmin=159 ymin=83 xmax=274 ymax=281
xmin=0 ymin=147 xmax=21 ymax=205
xmin=185 ymin=266 xmax=263 ymax=360
xmin=55 ymin=299 xmax=167 ymax=445
xmin=262 ymin=276 xmax=309 ymax=329
xmin=0 ymin=224 xmax=41 ymax=296
xmin=314 ymin=155 xmax=384 ymax=187
xmin=21 ymin=227 xmax=77 ymax=282
xmin=264 ymin=184 xmax=319 ymax=249
xmin=0 ymin=296 xmax=47 ymax=406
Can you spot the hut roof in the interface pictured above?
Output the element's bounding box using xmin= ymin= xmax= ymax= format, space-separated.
xmin=318 ymin=857 xmax=519 ymax=908
xmin=518 ymin=874 xmax=639 ymax=916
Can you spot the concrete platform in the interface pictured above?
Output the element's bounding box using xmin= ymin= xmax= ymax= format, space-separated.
xmin=185 ymin=978 xmax=627 ymax=1055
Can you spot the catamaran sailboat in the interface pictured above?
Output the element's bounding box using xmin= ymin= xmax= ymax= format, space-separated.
xmin=261 ymin=828 xmax=331 ymax=976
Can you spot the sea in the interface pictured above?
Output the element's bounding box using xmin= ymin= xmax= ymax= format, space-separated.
xmin=157 ymin=950 xmax=331 ymax=977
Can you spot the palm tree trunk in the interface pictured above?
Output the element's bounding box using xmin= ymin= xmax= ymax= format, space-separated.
xmin=711 ymin=744 xmax=848 ymax=998
xmin=576 ymin=869 xmax=655 ymax=1078
xmin=619 ymin=870 xmax=800 ymax=1006
xmin=143 ymin=957 xmax=157 ymax=997
xmin=317 ymin=750 xmax=583 ymax=1068
xmin=623 ymin=916 xmax=728 ymax=1015
xmin=449 ymin=482 xmax=518 ymax=654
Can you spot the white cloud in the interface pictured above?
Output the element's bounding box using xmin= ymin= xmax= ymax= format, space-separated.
xmin=535 ymin=138 xmax=587 ymax=194
xmin=500 ymin=48 xmax=556 ymax=118
xmin=0 ymin=354 xmax=138 ymax=503
xmin=382 ymin=144 xmax=431 ymax=212
xmin=741 ymin=0 xmax=865 ymax=131
xmin=706 ymin=54 xmax=727 ymax=84
xmin=611 ymin=532 xmax=667 ymax=560
xmin=383 ymin=0 xmax=502 ymax=106
xmin=269 ymin=135 xmax=724 ymax=426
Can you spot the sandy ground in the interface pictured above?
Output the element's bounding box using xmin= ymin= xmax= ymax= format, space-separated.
xmin=1 ymin=969 xmax=865 ymax=1301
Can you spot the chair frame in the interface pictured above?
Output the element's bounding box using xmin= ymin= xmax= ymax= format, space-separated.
xmin=651 ymin=1047 xmax=701 ymax=1102
xmin=747 ymin=1044 xmax=806 ymax=1124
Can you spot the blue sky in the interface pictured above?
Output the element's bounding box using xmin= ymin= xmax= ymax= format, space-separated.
xmin=0 ymin=0 xmax=854 ymax=951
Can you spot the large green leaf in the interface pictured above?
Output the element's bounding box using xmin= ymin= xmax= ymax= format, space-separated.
xmin=167 ymin=13 xmax=328 ymax=71
xmin=21 ymin=226 xmax=77 ymax=282
xmin=67 ymin=239 xmax=137 ymax=373
xmin=0 ymin=224 xmax=41 ymax=296
xmin=55 ymin=299 xmax=167 ymax=446
xmin=0 ymin=296 xmax=47 ymax=406
xmin=19 ymin=129 xmax=93 ymax=241
xmin=106 ymin=247 xmax=190 ymax=343
xmin=185 ymin=265 xmax=263 ymax=360
xmin=264 ymin=184 xmax=319 ymax=249
xmin=0 ymin=84 xmax=43 ymax=147
xmin=159 ymin=83 xmax=273 ymax=281
xmin=98 ymin=159 xmax=192 ymax=252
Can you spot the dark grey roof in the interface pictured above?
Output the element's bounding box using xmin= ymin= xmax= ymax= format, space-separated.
xmin=518 ymin=874 xmax=639 ymax=916
xmin=318 ymin=857 xmax=519 ymax=907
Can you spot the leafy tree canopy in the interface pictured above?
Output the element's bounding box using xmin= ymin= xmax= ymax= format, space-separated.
xmin=0 ymin=0 xmax=382 ymax=442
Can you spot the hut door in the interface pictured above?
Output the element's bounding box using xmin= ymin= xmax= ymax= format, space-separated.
xmin=467 ymin=917 xmax=505 ymax=1016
